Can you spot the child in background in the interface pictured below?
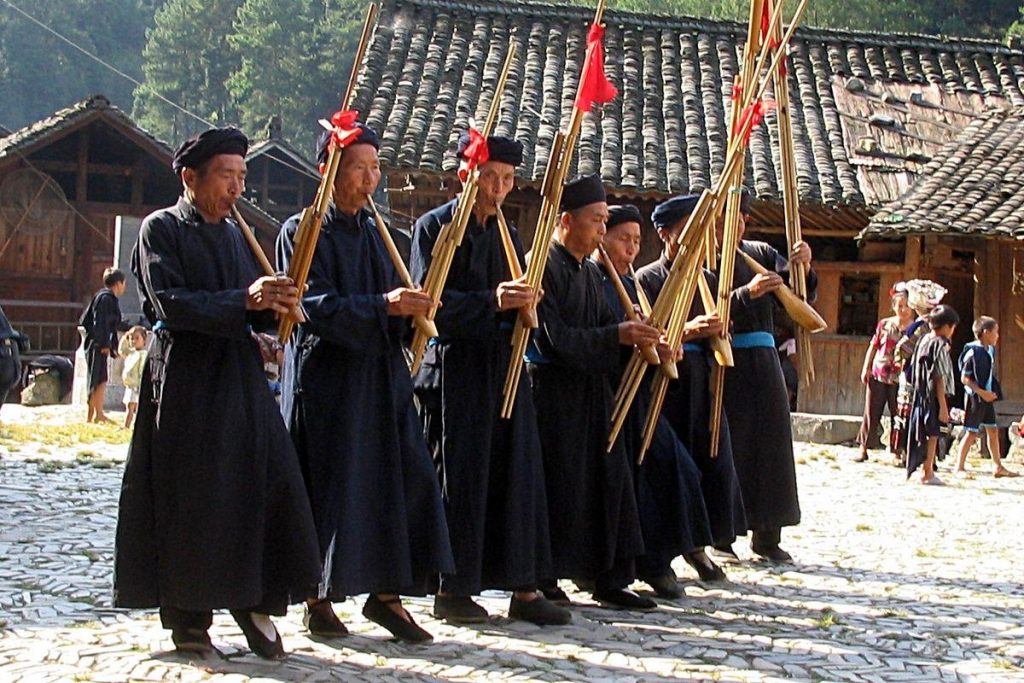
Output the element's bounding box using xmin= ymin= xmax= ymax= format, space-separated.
xmin=956 ymin=317 xmax=1017 ymax=478
xmin=906 ymin=305 xmax=959 ymax=485
xmin=119 ymin=325 xmax=148 ymax=430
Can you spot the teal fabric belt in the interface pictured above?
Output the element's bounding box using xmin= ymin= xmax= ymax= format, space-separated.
xmin=731 ymin=331 xmax=776 ymax=349
xmin=683 ymin=343 xmax=704 ymax=353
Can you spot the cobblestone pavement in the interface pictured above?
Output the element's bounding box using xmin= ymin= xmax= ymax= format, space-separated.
xmin=1 ymin=406 xmax=1023 ymax=682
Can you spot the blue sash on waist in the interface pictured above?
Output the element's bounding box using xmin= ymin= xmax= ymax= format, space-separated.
xmin=683 ymin=342 xmax=704 ymax=353
xmin=731 ymin=331 xmax=776 ymax=349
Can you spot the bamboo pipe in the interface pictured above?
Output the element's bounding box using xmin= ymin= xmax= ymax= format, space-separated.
xmin=598 ymin=245 xmax=660 ymax=366
xmin=232 ymin=205 xmax=274 ymax=277
xmin=631 ymin=265 xmax=653 ymax=318
xmin=736 ymin=249 xmax=826 ymax=332
xmin=496 ymin=206 xmax=538 ymax=329
xmin=696 ymin=270 xmax=734 ymax=367
xmin=367 ymin=196 xmax=438 ymax=338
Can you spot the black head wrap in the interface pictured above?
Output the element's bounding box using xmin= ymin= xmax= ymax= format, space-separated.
xmin=456 ymin=134 xmax=524 ymax=167
xmin=651 ymin=194 xmax=700 ymax=229
xmin=560 ymin=174 xmax=607 ymax=212
xmin=315 ymin=122 xmax=381 ymax=166
xmin=606 ymin=204 xmax=643 ymax=230
xmin=172 ymin=127 xmax=248 ymax=174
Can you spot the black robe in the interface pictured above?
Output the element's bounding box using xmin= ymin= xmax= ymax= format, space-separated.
xmin=410 ymin=201 xmax=552 ymax=595
xmin=528 ymin=242 xmax=644 ymax=581
xmin=277 ymin=206 xmax=453 ymax=598
xmin=596 ymin=262 xmax=713 ymax=577
xmin=114 ymin=198 xmax=320 ymax=614
xmin=635 ymin=256 xmax=747 ymax=546
xmin=81 ymin=287 xmax=122 ymax=392
xmin=721 ymin=240 xmax=818 ymax=531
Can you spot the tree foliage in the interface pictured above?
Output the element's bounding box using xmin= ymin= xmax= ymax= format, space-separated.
xmin=0 ymin=0 xmax=1021 ymax=152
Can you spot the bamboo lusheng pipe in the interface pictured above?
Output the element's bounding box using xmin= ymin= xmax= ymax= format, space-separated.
xmin=598 ymin=245 xmax=661 ymax=366
xmin=500 ymin=0 xmax=609 ymax=420
xmin=607 ymin=203 xmax=709 ymax=452
xmin=232 ymin=205 xmax=274 ymax=277
xmin=496 ymin=206 xmax=538 ymax=329
xmin=768 ymin=0 xmax=815 ymax=387
xmin=707 ymin=0 xmax=810 ymax=457
xmin=367 ymin=195 xmax=438 ymax=338
xmin=278 ymin=2 xmax=378 ymax=344
xmin=410 ymin=40 xmax=518 ymax=374
xmin=736 ymin=248 xmax=827 ymax=332
xmin=630 ymin=265 xmax=653 ymax=318
xmin=697 ymin=270 xmax=734 ymax=367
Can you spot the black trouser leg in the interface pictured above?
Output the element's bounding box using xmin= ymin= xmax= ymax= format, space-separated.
xmin=595 ymin=556 xmax=635 ymax=593
xmin=751 ymin=527 xmax=782 ymax=550
xmin=159 ymin=606 xmax=213 ymax=632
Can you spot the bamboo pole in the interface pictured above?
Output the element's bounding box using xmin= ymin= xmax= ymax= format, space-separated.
xmin=277 ymin=2 xmax=378 ymax=343
xmin=410 ymin=40 xmax=518 ymax=374
xmin=768 ymin=0 xmax=815 ymax=387
xmin=598 ymin=245 xmax=661 ymax=366
xmin=499 ymin=0 xmax=608 ymax=419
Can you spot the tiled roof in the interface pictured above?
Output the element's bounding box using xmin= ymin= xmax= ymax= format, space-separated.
xmin=352 ymin=0 xmax=1024 ymax=213
xmin=247 ymin=138 xmax=319 ymax=180
xmin=0 ymin=95 xmax=173 ymax=162
xmin=862 ymin=106 xmax=1024 ymax=240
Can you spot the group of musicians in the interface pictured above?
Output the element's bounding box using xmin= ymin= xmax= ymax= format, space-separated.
xmin=111 ymin=120 xmax=814 ymax=659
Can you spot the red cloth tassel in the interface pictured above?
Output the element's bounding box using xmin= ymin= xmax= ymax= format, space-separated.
xmin=575 ymin=23 xmax=618 ymax=113
xmin=329 ymin=108 xmax=364 ymax=151
xmin=458 ymin=127 xmax=490 ymax=182
xmin=735 ymin=99 xmax=777 ymax=144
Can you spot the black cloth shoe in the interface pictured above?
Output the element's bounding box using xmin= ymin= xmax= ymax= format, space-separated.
xmin=592 ymin=587 xmax=658 ymax=611
xmin=684 ymin=550 xmax=727 ymax=582
xmin=751 ymin=543 xmax=793 ymax=563
xmin=539 ymin=583 xmax=572 ymax=606
xmin=432 ymin=594 xmax=489 ymax=624
xmin=229 ymin=610 xmax=285 ymax=660
xmin=303 ymin=600 xmax=349 ymax=638
xmin=641 ymin=574 xmax=683 ymax=599
xmin=709 ymin=543 xmax=740 ymax=563
xmin=572 ymin=578 xmax=596 ymax=593
xmin=363 ymin=594 xmax=432 ymax=643
xmin=508 ymin=595 xmax=572 ymax=625
xmin=171 ymin=627 xmax=212 ymax=654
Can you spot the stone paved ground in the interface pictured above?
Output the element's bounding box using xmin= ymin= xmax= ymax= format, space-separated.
xmin=1 ymin=405 xmax=1023 ymax=682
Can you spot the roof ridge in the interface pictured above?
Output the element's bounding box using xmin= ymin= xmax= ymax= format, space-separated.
xmin=385 ymin=0 xmax=1021 ymax=54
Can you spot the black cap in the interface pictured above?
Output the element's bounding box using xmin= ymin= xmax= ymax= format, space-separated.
xmin=172 ymin=127 xmax=248 ymax=174
xmin=560 ymin=174 xmax=607 ymax=212
xmin=456 ymin=133 xmax=523 ymax=167
xmin=651 ymin=194 xmax=700 ymax=229
xmin=315 ymin=122 xmax=381 ymax=166
xmin=607 ymin=204 xmax=643 ymax=230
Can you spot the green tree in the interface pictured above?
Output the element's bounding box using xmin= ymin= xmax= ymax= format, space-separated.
xmin=132 ymin=0 xmax=244 ymax=145
xmin=0 ymin=0 xmax=153 ymax=130
xmin=227 ymin=0 xmax=343 ymax=152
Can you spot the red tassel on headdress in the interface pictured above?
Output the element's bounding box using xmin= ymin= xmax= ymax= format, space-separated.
xmin=329 ymin=109 xmax=364 ymax=150
xmin=575 ymin=23 xmax=618 ymax=113
xmin=458 ymin=127 xmax=490 ymax=182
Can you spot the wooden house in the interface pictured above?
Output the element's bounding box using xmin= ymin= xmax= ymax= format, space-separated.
xmin=0 ymin=95 xmax=279 ymax=359
xmin=244 ymin=116 xmax=320 ymax=223
xmin=349 ymin=0 xmax=1024 ymax=414
xmin=861 ymin=107 xmax=1024 ymax=422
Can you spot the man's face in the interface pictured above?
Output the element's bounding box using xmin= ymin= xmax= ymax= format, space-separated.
xmin=183 ymin=154 xmax=246 ymax=221
xmin=562 ymin=202 xmax=609 ymax=256
xmin=474 ymin=161 xmax=516 ymax=212
xmin=714 ymin=212 xmax=747 ymax=246
xmin=333 ymin=143 xmax=381 ymax=209
xmin=601 ymin=221 xmax=641 ymax=273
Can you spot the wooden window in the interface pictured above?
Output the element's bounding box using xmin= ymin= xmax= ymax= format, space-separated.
xmin=837 ymin=274 xmax=879 ymax=336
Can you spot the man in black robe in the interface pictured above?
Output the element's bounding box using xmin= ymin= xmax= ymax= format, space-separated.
xmin=716 ymin=190 xmax=816 ymax=562
xmin=636 ymin=195 xmax=748 ymax=566
xmin=81 ymin=267 xmax=125 ymax=423
xmin=529 ymin=175 xmax=659 ymax=610
xmin=278 ymin=121 xmax=453 ymax=642
xmin=411 ymin=134 xmax=569 ymax=626
xmin=114 ymin=127 xmax=321 ymax=659
xmin=596 ymin=205 xmax=720 ymax=597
